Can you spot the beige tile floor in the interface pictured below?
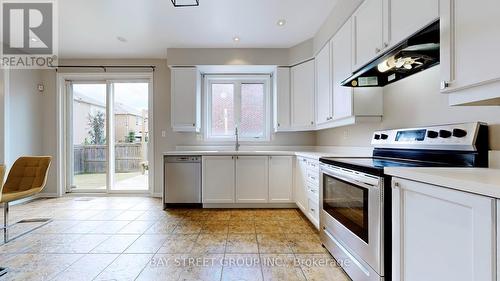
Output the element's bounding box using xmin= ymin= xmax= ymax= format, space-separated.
xmin=0 ymin=197 xmax=350 ymax=281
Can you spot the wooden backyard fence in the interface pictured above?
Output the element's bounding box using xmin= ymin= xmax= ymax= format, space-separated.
xmin=74 ymin=143 xmax=145 ymax=174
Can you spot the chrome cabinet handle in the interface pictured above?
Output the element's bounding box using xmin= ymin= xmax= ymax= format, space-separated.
xmin=375 ymin=47 xmax=381 ymax=53
xmin=383 ymin=42 xmax=389 ymax=48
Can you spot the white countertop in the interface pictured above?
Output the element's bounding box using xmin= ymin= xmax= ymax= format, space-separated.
xmin=164 ymin=150 xmax=297 ymax=156
xmin=164 ymin=146 xmax=373 ymax=160
xmin=164 ymin=150 xmax=369 ymax=159
xmin=386 ymin=167 xmax=500 ymax=199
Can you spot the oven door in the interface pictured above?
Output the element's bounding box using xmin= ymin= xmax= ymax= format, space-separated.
xmin=320 ymin=164 xmax=384 ymax=275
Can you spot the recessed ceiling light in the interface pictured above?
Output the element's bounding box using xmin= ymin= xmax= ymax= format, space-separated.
xmin=277 ymin=19 xmax=286 ymax=26
xmin=117 ymin=36 xmax=127 ymax=43
xmin=233 ymin=36 xmax=240 ymax=43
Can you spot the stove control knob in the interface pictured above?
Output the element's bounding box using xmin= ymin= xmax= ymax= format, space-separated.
xmin=374 ymin=134 xmax=381 ymax=140
xmin=380 ymin=134 xmax=389 ymax=140
xmin=452 ymin=129 xmax=467 ymax=138
xmin=439 ymin=130 xmax=452 ymax=138
xmin=427 ymin=130 xmax=439 ymax=139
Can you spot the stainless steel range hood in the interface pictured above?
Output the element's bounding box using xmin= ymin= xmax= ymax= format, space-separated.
xmin=341 ymin=20 xmax=440 ymax=88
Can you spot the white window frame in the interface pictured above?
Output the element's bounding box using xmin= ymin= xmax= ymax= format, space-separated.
xmin=204 ymin=75 xmax=271 ymax=142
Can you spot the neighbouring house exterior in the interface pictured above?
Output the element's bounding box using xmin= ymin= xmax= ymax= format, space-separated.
xmin=72 ymin=91 xmax=148 ymax=145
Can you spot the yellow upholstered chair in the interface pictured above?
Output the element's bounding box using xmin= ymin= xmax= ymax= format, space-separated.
xmin=1 ymin=156 xmax=52 ymax=243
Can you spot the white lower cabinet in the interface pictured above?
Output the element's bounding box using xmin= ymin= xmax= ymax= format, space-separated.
xmin=295 ymin=157 xmax=308 ymax=212
xmin=202 ymin=156 xmax=235 ymax=203
xmin=392 ymin=178 xmax=496 ymax=281
xmin=295 ymin=156 xmax=320 ymax=228
xmin=269 ymin=156 xmax=294 ymax=203
xmin=307 ymin=198 xmax=319 ymax=226
xmin=202 ymin=155 xmax=293 ymax=205
xmin=235 ymin=156 xmax=269 ymax=203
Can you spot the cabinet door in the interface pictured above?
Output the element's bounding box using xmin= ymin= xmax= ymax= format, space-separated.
xmin=387 ymin=0 xmax=438 ymax=48
xmin=274 ymin=67 xmax=291 ymax=131
xmin=392 ymin=178 xmax=496 ymax=281
xmin=235 ymin=156 xmax=269 ymax=203
xmin=269 ymin=156 xmax=293 ymax=203
xmin=294 ymin=157 xmax=308 ymax=212
xmin=315 ymin=42 xmax=332 ymax=125
xmin=171 ymin=67 xmax=199 ymax=132
xmin=291 ymin=60 xmax=315 ymax=130
xmin=332 ymin=19 xmax=354 ymax=120
xmin=352 ymin=0 xmax=384 ymax=70
xmin=202 ymin=156 xmax=235 ymax=203
xmin=441 ymin=0 xmax=500 ymax=94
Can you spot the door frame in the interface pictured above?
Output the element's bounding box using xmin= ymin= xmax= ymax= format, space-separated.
xmin=56 ymin=72 xmax=154 ymax=196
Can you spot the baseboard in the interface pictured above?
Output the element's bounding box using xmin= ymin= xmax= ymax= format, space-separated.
xmin=64 ymin=193 xmax=154 ymax=197
xmin=203 ymin=203 xmax=298 ymax=209
xmin=152 ymin=192 xmax=162 ymax=198
xmin=37 ymin=193 xmax=59 ymax=198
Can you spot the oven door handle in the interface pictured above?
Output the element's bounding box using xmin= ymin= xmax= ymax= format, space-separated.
xmin=321 ymin=168 xmax=380 ymax=189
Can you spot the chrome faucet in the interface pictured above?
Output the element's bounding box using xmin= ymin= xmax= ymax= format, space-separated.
xmin=235 ymin=127 xmax=240 ymax=151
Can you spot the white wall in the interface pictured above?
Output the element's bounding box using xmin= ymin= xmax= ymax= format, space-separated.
xmin=313 ymin=0 xmax=363 ymax=55
xmin=5 ymin=70 xmax=44 ymax=167
xmin=0 ymin=70 xmax=8 ymax=165
xmin=316 ymin=66 xmax=500 ymax=150
xmin=167 ymin=48 xmax=290 ymax=66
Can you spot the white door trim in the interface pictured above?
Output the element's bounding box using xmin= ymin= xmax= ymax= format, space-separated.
xmin=56 ymin=72 xmax=155 ymax=196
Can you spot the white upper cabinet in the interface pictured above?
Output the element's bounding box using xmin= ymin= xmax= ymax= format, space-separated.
xmin=352 ymin=0 xmax=384 ymax=71
xmin=315 ymin=42 xmax=333 ymax=125
xmin=385 ymin=0 xmax=439 ymax=49
xmin=202 ymin=156 xmax=235 ymax=203
xmin=441 ymin=0 xmax=500 ymax=105
xmin=274 ymin=67 xmax=291 ymax=131
xmin=170 ymin=67 xmax=200 ymax=132
xmin=235 ymin=156 xmax=269 ymax=203
xmin=392 ymin=178 xmax=496 ymax=281
xmin=332 ymin=19 xmax=354 ymax=120
xmin=269 ymin=156 xmax=294 ymax=203
xmin=352 ymin=0 xmax=438 ymax=71
xmin=291 ymin=60 xmax=315 ymax=130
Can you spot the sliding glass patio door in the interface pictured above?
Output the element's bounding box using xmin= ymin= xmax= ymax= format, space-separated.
xmin=67 ymin=80 xmax=150 ymax=193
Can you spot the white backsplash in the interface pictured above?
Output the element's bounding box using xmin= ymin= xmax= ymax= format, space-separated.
xmin=490 ymin=151 xmax=500 ymax=169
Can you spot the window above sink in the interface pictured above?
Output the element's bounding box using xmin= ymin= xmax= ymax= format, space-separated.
xmin=204 ymin=75 xmax=271 ymax=142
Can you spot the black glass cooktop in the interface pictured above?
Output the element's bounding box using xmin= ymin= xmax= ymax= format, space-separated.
xmin=320 ymin=157 xmax=449 ymax=176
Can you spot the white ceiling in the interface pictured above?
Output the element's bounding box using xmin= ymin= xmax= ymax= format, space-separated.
xmin=58 ymin=0 xmax=337 ymax=59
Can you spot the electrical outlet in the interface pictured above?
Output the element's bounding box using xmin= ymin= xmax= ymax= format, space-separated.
xmin=161 ymin=131 xmax=166 ymax=137
xmin=343 ymin=129 xmax=349 ymax=139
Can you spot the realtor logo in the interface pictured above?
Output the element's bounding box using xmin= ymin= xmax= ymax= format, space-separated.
xmin=1 ymin=0 xmax=58 ymax=68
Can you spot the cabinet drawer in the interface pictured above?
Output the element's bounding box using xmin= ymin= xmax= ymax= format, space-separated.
xmin=307 ymin=186 xmax=319 ymax=203
xmin=306 ymin=160 xmax=319 ymax=172
xmin=306 ymin=169 xmax=319 ymax=185
xmin=307 ymin=198 xmax=320 ymax=226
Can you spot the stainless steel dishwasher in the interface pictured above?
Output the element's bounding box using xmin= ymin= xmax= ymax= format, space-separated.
xmin=164 ymin=156 xmax=202 ymax=209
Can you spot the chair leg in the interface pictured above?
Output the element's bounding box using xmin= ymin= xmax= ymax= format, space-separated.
xmin=3 ymin=202 xmax=8 ymax=244
xmin=1 ymin=201 xmax=52 ymax=243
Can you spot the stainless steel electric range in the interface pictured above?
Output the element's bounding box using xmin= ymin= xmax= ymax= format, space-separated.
xmin=319 ymin=122 xmax=489 ymax=281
